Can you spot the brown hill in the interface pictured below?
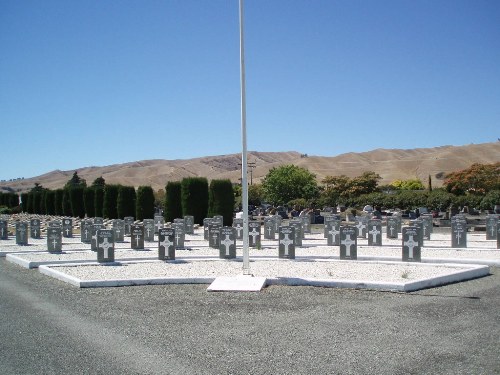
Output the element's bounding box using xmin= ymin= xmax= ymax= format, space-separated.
xmin=1 ymin=143 xmax=499 ymax=193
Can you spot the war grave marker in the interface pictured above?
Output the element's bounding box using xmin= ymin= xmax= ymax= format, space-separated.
xmin=233 ymin=218 xmax=244 ymax=240
xmin=355 ymin=217 xmax=367 ymax=239
xmin=340 ymin=226 xmax=357 ymax=260
xmin=153 ymin=215 xmax=164 ymax=234
xmin=208 ymin=222 xmax=221 ymax=249
xmin=264 ymin=217 xmax=276 ymax=240
xmin=80 ymin=219 xmax=93 ymax=244
xmin=15 ymin=222 xmax=28 ymax=245
xmin=324 ymin=215 xmax=337 ymax=238
xmin=402 ymin=226 xmax=421 ymax=262
xmin=213 ymin=215 xmax=224 ymax=226
xmin=131 ymin=224 xmax=145 ymax=250
xmin=278 ymin=226 xmax=295 ymax=259
xmin=62 ymin=218 xmax=73 ymax=238
xmin=421 ymin=214 xmax=433 ymax=240
xmin=451 ymin=216 xmax=467 ymax=248
xmin=410 ymin=219 xmax=424 ymax=245
xmin=49 ymin=220 xmax=62 ymax=228
xmin=203 ymin=218 xmax=212 ymax=241
xmin=184 ymin=215 xmax=194 ymax=235
xmin=93 ymin=217 xmax=104 ymax=225
xmin=124 ymin=216 xmax=134 ymax=236
xmin=301 ymin=214 xmax=311 ymax=234
xmin=367 ymin=219 xmax=382 ymax=246
xmin=393 ymin=215 xmax=402 ymax=233
xmin=97 ymin=229 xmax=115 ymax=263
xmin=158 ymin=228 xmax=175 ymax=260
xmin=219 ymin=227 xmax=236 ymax=259
xmin=386 ymin=217 xmax=398 ymax=239
xmin=326 ymin=219 xmax=341 ymax=246
xmin=30 ymin=218 xmax=41 ymax=239
xmin=111 ymin=219 xmax=124 ymax=242
xmin=0 ymin=220 xmax=8 ymax=240
xmin=486 ymin=215 xmax=498 ymax=241
xmin=273 ymin=215 xmax=282 ymax=232
xmin=142 ymin=219 xmax=155 ymax=242
xmin=248 ymin=221 xmax=261 ymax=248
xmin=289 ymin=220 xmax=303 ymax=247
xmin=172 ymin=222 xmax=185 ymax=249
xmin=91 ymin=223 xmax=104 ymax=251
xmin=47 ymin=227 xmax=62 ymax=253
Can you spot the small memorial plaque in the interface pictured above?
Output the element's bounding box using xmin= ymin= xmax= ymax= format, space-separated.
xmin=451 ymin=218 xmax=467 ymax=248
xmin=402 ymin=226 xmax=421 ymax=262
xmin=158 ymin=228 xmax=175 ymax=260
xmin=278 ymin=226 xmax=295 ymax=259
xmin=264 ymin=218 xmax=276 ymax=240
xmin=91 ymin=223 xmax=104 ymax=251
xmin=184 ymin=215 xmax=194 ymax=234
xmin=355 ymin=217 xmax=367 ymax=239
xmin=326 ymin=220 xmax=341 ymax=246
xmin=386 ymin=217 xmax=398 ymax=239
xmin=62 ymin=218 xmax=73 ymax=238
xmin=232 ymin=218 xmax=244 ymax=240
xmin=30 ymin=218 xmax=41 ymax=239
xmin=112 ymin=219 xmax=125 ymax=242
xmin=47 ymin=227 xmax=62 ymax=253
xmin=97 ymin=229 xmax=114 ymax=263
xmin=340 ymin=226 xmax=357 ymax=260
xmin=367 ymin=219 xmax=382 ymax=246
xmin=289 ymin=220 xmax=303 ymax=247
xmin=124 ymin=216 xmax=134 ymax=236
xmin=0 ymin=220 xmax=8 ymax=240
xmin=248 ymin=221 xmax=261 ymax=248
xmin=154 ymin=216 xmax=164 ymax=234
xmin=131 ymin=224 xmax=145 ymax=250
xmin=16 ymin=222 xmax=28 ymax=245
xmin=49 ymin=220 xmax=62 ymax=228
xmin=486 ymin=215 xmax=498 ymax=241
xmin=208 ymin=223 xmax=221 ymax=249
xmin=219 ymin=226 xmax=236 ymax=259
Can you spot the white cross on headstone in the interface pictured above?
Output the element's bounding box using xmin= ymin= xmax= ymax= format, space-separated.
xmin=100 ymin=238 xmax=113 ymax=259
xmin=1 ymin=227 xmax=4 ymax=237
xmin=211 ymin=232 xmax=219 ymax=245
xmin=34 ymin=229 xmax=38 ymax=237
xmin=175 ymin=232 xmax=182 ymax=246
xmin=65 ymin=228 xmax=70 ymax=236
xmin=146 ymin=227 xmax=152 ymax=237
xmin=235 ymin=225 xmax=242 ymax=237
xmin=249 ymin=228 xmax=259 ymax=243
xmin=281 ymin=233 xmax=293 ymax=256
xmin=221 ymin=235 xmax=233 ymax=256
xmin=368 ymin=226 xmax=380 ymax=243
xmin=328 ymin=226 xmax=340 ymax=242
xmin=341 ymin=234 xmax=355 ymax=257
xmin=52 ymin=238 xmax=58 ymax=248
xmin=159 ymin=236 xmax=173 ymax=250
xmin=356 ymin=221 xmax=366 ymax=234
xmin=491 ymin=225 xmax=496 ymax=237
xmin=135 ymin=234 xmax=141 ymax=245
xmin=84 ymin=228 xmax=89 ymax=239
xmin=267 ymin=225 xmax=272 ymax=236
xmin=155 ymin=221 xmax=163 ymax=232
xmin=92 ymin=232 xmax=98 ymax=244
xmin=389 ymin=226 xmax=395 ymax=236
xmin=404 ymin=235 xmax=418 ymax=259
xmin=455 ymin=230 xmax=462 ymax=244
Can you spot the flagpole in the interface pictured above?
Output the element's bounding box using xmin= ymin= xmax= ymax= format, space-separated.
xmin=239 ymin=0 xmax=250 ymax=275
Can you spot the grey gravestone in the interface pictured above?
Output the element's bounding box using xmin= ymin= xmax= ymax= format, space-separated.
xmin=273 ymin=215 xmax=282 ymax=232
xmin=124 ymin=217 xmax=134 ymax=236
xmin=62 ymin=218 xmax=73 ymax=238
xmin=154 ymin=216 xmax=164 ymax=234
xmin=213 ymin=215 xmax=224 ymax=226
xmin=340 ymin=226 xmax=357 ymax=260
xmin=91 ymin=223 xmax=104 ymax=251
xmin=143 ymin=219 xmax=155 ymax=242
xmin=233 ymin=218 xmax=244 ymax=240
xmin=264 ymin=217 xmax=276 ymax=240
xmin=131 ymin=224 xmax=145 ymax=250
xmin=486 ymin=215 xmax=498 ymax=241
xmin=421 ymin=215 xmax=433 ymax=240
xmin=47 ymin=227 xmax=62 ymax=253
xmin=80 ymin=219 xmax=93 ymax=243
xmin=158 ymin=228 xmax=175 ymax=260
xmin=301 ymin=214 xmax=311 ymax=234
xmin=248 ymin=221 xmax=261 ymax=248
xmin=324 ymin=215 xmax=337 ymax=238
xmin=203 ymin=218 xmax=212 ymax=240
xmin=93 ymin=217 xmax=104 ymax=224
xmin=0 ymin=220 xmax=8 ymax=240
xmin=278 ymin=226 xmax=295 ymax=259
xmin=97 ymin=229 xmax=115 ymax=263
xmin=173 ymin=224 xmax=185 ymax=249
xmin=410 ymin=219 xmax=424 ymax=245
xmin=289 ymin=220 xmax=303 ymax=247
xmin=367 ymin=219 xmax=382 ymax=246
xmin=355 ymin=217 xmax=367 ymax=239
xmin=112 ymin=219 xmax=125 ymax=242
xmin=49 ymin=220 xmax=62 ymax=228
xmin=184 ymin=215 xmax=194 ymax=235
xmin=173 ymin=218 xmax=185 ymax=227
xmin=402 ymin=226 xmax=421 ymax=262
xmin=16 ymin=222 xmax=28 ymax=245
xmin=393 ymin=215 xmax=402 ymax=233
xmin=208 ymin=223 xmax=221 ymax=249
xmin=30 ymin=218 xmax=41 ymax=239
xmin=451 ymin=217 xmax=467 ymax=248
xmin=386 ymin=217 xmax=398 ymax=239
xmin=326 ymin=219 xmax=341 ymax=246
xmin=219 ymin=227 xmax=236 ymax=259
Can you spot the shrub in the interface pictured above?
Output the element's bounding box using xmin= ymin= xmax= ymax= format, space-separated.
xmin=117 ymin=185 xmax=136 ymax=218
xmin=208 ymin=179 xmax=235 ymax=225
xmin=164 ymin=181 xmax=182 ymax=222
xmin=103 ymin=184 xmax=121 ymax=219
xmin=136 ymin=186 xmax=155 ymax=220
xmin=181 ymin=177 xmax=209 ymax=225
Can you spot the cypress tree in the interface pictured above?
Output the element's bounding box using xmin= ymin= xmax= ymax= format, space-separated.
xmin=94 ymin=187 xmax=104 ymax=218
xmin=117 ymin=185 xmax=136 ymax=218
xmin=164 ymin=181 xmax=182 ymax=222
xmin=54 ymin=189 xmax=64 ymax=216
xmin=21 ymin=193 xmax=28 ymax=212
xmin=69 ymin=185 xmax=86 ymax=218
xmin=62 ymin=188 xmax=72 ymax=216
xmin=181 ymin=177 xmax=209 ymax=225
xmin=208 ymin=179 xmax=235 ymax=226
xmin=84 ymin=187 xmax=96 ymax=218
xmin=136 ymin=186 xmax=155 ymax=221
xmin=45 ymin=190 xmax=56 ymax=215
xmin=103 ymin=184 xmax=120 ymax=219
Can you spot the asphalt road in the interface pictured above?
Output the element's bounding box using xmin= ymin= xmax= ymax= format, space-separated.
xmin=1 ymin=258 xmax=499 ymax=375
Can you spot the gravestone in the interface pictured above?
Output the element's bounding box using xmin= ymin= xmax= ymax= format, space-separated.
xmin=289 ymin=220 xmax=303 ymax=247
xmin=301 ymin=214 xmax=311 ymax=234
xmin=143 ymin=219 xmax=155 ymax=242
xmin=112 ymin=219 xmax=125 ymax=242
xmin=47 ymin=227 xmax=62 ymax=253
xmin=393 ymin=214 xmax=402 ymax=233
xmin=278 ymin=226 xmax=295 ymax=259
xmin=421 ymin=215 xmax=433 ymax=240
xmin=219 ymin=227 xmax=236 ymax=259
xmin=451 ymin=217 xmax=467 ymax=248
xmin=158 ymin=228 xmax=175 ymax=260
xmin=62 ymin=218 xmax=73 ymax=238
xmin=340 ymin=226 xmax=357 ymax=260
xmin=213 ymin=215 xmax=224 ymax=227
xmin=264 ymin=217 xmax=276 ymax=240
xmin=326 ymin=219 xmax=341 ymax=246
xmin=80 ymin=219 xmax=93 ymax=243
xmin=203 ymin=218 xmax=212 ymax=241
xmin=172 ymin=224 xmax=185 ymax=249
xmin=402 ymin=226 xmax=421 ymax=262
xmin=486 ymin=215 xmax=499 ymax=241
xmin=386 ymin=217 xmax=398 ymax=239
xmin=91 ymin=223 xmax=104 ymax=251
xmin=49 ymin=220 xmax=62 ymax=228
xmin=154 ymin=215 xmax=164 ymax=234
xmin=367 ymin=219 xmax=382 ymax=246
xmin=93 ymin=217 xmax=104 ymax=225
xmin=0 ymin=220 xmax=8 ymax=240
xmin=355 ymin=217 xmax=367 ymax=239
xmin=130 ymin=224 xmax=145 ymax=250
xmin=248 ymin=221 xmax=261 ymax=248
xmin=97 ymin=229 xmax=115 ymax=263
xmin=30 ymin=218 xmax=41 ymax=239
xmin=324 ymin=215 xmax=336 ymax=238
xmin=16 ymin=222 xmax=28 ymax=245
xmin=208 ymin=222 xmax=221 ymax=249
xmin=410 ymin=219 xmax=424 ymax=245
xmin=124 ymin=216 xmax=134 ymax=236
xmin=184 ymin=215 xmax=194 ymax=235
xmin=273 ymin=215 xmax=282 ymax=232
xmin=232 ymin=218 xmax=244 ymax=240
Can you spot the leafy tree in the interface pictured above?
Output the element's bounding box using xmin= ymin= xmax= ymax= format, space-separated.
xmin=248 ymin=184 xmax=264 ymax=206
xmin=103 ymin=184 xmax=121 ymax=219
xmin=426 ymin=189 xmax=454 ymax=211
xmin=208 ymin=179 xmax=234 ymax=225
xmin=117 ymin=186 xmax=136 ymax=218
xmin=444 ymin=162 xmax=500 ymax=195
xmin=164 ymin=181 xmax=182 ymax=222
xmin=136 ymin=186 xmax=155 ymax=220
xmin=262 ymin=165 xmax=319 ymax=205
xmin=181 ymin=177 xmax=209 ymax=224
xmin=391 ymin=179 xmax=425 ymax=190
xmin=65 ymin=171 xmax=86 ymax=188
xmin=480 ymin=190 xmax=500 ymax=211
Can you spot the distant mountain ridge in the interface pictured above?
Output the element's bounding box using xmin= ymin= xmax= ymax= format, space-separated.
xmin=2 ymin=143 xmax=499 ymax=193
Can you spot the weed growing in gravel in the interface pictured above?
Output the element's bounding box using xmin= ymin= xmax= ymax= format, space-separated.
xmin=401 ymin=270 xmax=411 ymax=279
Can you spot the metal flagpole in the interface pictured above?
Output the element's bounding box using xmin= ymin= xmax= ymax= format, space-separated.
xmin=239 ymin=0 xmax=250 ymax=275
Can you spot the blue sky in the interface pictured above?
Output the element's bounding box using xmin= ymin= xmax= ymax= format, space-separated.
xmin=1 ymin=0 xmax=499 ymax=181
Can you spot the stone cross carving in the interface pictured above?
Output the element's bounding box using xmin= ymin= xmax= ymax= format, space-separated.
xmin=65 ymin=228 xmax=70 ymax=236
xmin=341 ymin=235 xmax=355 ymax=256
xmin=134 ymin=234 xmax=141 ymax=246
xmin=52 ymin=238 xmax=58 ymax=249
xmin=455 ymin=230 xmax=462 ymax=244
xmin=281 ymin=234 xmax=293 ymax=256
xmin=235 ymin=225 xmax=242 ymax=237
xmin=267 ymin=226 xmax=272 ymax=236
xmin=84 ymin=228 xmax=89 ymax=239
xmin=404 ymin=235 xmax=418 ymax=259
xmin=160 ymin=236 xmax=173 ymax=250
xmin=368 ymin=226 xmax=380 ymax=243
xmin=155 ymin=221 xmax=163 ymax=232
xmin=389 ymin=226 xmax=395 ymax=236
xmin=221 ymin=235 xmax=233 ymax=256
xmin=249 ymin=228 xmax=259 ymax=243
xmin=328 ymin=226 xmax=339 ymax=243
xmin=356 ymin=221 xmax=366 ymax=234
xmin=175 ymin=233 xmax=182 ymax=246
xmin=101 ymin=238 xmax=113 ymax=259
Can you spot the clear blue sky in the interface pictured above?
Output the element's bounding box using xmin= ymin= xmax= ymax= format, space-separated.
xmin=1 ymin=0 xmax=499 ymax=181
